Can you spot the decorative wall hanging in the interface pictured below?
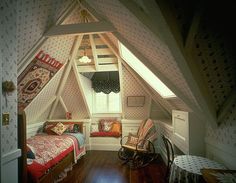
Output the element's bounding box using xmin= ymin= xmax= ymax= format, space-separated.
xmin=91 ymin=71 xmax=120 ymax=94
xmin=127 ymin=96 xmax=145 ymax=107
xmin=18 ymin=50 xmax=63 ymax=110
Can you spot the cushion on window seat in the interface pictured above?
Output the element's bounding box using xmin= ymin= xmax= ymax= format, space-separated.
xmin=90 ymin=131 xmax=121 ymax=137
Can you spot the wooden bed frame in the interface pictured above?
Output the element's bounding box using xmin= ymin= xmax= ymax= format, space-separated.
xmin=18 ymin=111 xmax=82 ymax=183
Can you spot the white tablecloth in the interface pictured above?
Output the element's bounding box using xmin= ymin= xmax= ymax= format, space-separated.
xmin=169 ymin=155 xmax=226 ymax=183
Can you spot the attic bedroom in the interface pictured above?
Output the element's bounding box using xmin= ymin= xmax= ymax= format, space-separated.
xmin=0 ymin=0 xmax=236 ymax=183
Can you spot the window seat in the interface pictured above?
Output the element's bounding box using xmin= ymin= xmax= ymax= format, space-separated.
xmin=90 ymin=131 xmax=121 ymax=138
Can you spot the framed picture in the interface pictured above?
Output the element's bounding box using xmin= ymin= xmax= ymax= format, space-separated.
xmin=127 ymin=96 xmax=145 ymax=107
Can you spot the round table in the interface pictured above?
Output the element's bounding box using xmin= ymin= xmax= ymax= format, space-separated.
xmin=169 ymin=155 xmax=226 ymax=183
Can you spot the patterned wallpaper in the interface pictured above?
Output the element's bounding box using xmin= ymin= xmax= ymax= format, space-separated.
xmin=40 ymin=36 xmax=75 ymax=64
xmin=150 ymin=100 xmax=170 ymax=120
xmin=1 ymin=0 xmax=18 ymax=154
xmin=86 ymin=0 xmax=198 ymax=109
xmin=122 ymin=64 xmax=150 ymax=119
xmin=62 ymin=5 xmax=81 ymax=25
xmin=16 ymin=0 xmax=73 ymax=62
xmin=206 ymin=101 xmax=236 ymax=149
xmin=36 ymin=103 xmax=53 ymax=123
xmin=52 ymin=102 xmax=66 ymax=119
xmin=61 ymin=69 xmax=89 ymax=119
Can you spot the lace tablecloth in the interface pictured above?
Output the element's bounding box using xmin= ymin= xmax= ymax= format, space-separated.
xmin=169 ymin=155 xmax=226 ymax=183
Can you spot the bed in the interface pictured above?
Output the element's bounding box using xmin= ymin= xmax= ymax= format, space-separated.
xmin=18 ymin=112 xmax=86 ymax=183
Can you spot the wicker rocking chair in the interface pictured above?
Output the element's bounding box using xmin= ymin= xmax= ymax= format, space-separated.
xmin=118 ymin=119 xmax=157 ymax=169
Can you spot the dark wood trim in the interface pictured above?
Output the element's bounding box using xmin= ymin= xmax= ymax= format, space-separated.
xmin=37 ymin=151 xmax=74 ymax=183
xmin=18 ymin=110 xmax=27 ymax=183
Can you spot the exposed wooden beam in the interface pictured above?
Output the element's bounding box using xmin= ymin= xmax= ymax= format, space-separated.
xmin=121 ymin=0 xmax=216 ymax=127
xmin=217 ymin=87 xmax=236 ymax=124
xmin=59 ymin=96 xmax=68 ymax=112
xmin=44 ymin=21 xmax=116 ymax=37
xmin=89 ymin=35 xmax=99 ymax=70
xmin=77 ymin=64 xmax=118 ymax=72
xmin=117 ymin=58 xmax=125 ymax=118
xmin=72 ymin=62 xmax=92 ymax=118
xmin=184 ymin=8 xmax=203 ymax=49
xmin=183 ymin=9 xmax=217 ymax=126
xmin=99 ymin=33 xmax=120 ymax=57
xmin=97 ymin=57 xmax=117 ymax=64
xmin=79 ymin=0 xmax=105 ymax=21
xmin=18 ymin=0 xmax=78 ymax=75
xmin=118 ymin=0 xmax=166 ymax=44
xmin=49 ymin=36 xmax=83 ymax=119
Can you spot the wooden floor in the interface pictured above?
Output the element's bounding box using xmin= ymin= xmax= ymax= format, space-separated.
xmin=61 ymin=150 xmax=166 ymax=183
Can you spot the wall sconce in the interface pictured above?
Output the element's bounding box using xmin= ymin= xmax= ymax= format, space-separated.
xmin=79 ymin=47 xmax=91 ymax=63
xmin=2 ymin=80 xmax=16 ymax=94
xmin=2 ymin=80 xmax=16 ymax=107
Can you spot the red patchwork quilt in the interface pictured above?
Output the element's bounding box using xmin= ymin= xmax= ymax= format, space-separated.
xmin=27 ymin=134 xmax=81 ymax=181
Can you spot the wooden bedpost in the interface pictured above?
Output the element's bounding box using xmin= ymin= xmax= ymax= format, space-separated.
xmin=18 ymin=110 xmax=27 ymax=183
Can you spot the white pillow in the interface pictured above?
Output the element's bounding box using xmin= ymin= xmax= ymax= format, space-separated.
xmin=103 ymin=122 xmax=113 ymax=132
xmin=90 ymin=124 xmax=99 ymax=133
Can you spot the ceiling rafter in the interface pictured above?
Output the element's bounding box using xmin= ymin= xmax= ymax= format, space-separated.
xmin=217 ymin=87 xmax=236 ymax=124
xmin=59 ymin=96 xmax=68 ymax=113
xmin=119 ymin=0 xmax=216 ymax=127
xmin=72 ymin=61 xmax=92 ymax=118
xmin=44 ymin=21 xmax=116 ymax=37
xmin=89 ymin=34 xmax=99 ymax=70
xmin=77 ymin=64 xmax=118 ymax=72
xmin=117 ymin=58 xmax=125 ymax=118
xmin=49 ymin=35 xmax=83 ymax=119
xmin=99 ymin=33 xmax=120 ymax=58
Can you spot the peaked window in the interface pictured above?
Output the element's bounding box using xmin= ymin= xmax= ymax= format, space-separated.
xmin=119 ymin=42 xmax=176 ymax=98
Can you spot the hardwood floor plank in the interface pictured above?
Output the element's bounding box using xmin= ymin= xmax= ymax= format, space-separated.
xmin=61 ymin=151 xmax=165 ymax=183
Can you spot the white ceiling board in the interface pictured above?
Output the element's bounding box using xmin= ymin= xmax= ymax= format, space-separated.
xmin=77 ymin=64 xmax=118 ymax=72
xmin=44 ymin=21 xmax=116 ymax=37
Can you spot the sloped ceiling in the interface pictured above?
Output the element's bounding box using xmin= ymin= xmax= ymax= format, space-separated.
xmin=16 ymin=0 xmax=74 ymax=63
xmin=17 ymin=0 xmax=196 ymax=123
xmin=85 ymin=0 xmax=199 ymax=108
xmin=17 ymin=0 xmax=235 ymax=126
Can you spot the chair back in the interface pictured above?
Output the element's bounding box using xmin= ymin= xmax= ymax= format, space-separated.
xmin=162 ymin=135 xmax=174 ymax=180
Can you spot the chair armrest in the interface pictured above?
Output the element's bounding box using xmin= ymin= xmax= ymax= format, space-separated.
xmin=120 ymin=135 xmax=129 ymax=145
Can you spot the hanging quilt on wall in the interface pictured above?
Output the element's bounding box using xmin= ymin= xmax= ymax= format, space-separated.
xmin=18 ymin=50 xmax=63 ymax=110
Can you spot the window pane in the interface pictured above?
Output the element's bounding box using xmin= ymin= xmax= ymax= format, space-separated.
xmin=95 ymin=92 xmax=107 ymax=112
xmin=108 ymin=92 xmax=120 ymax=112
